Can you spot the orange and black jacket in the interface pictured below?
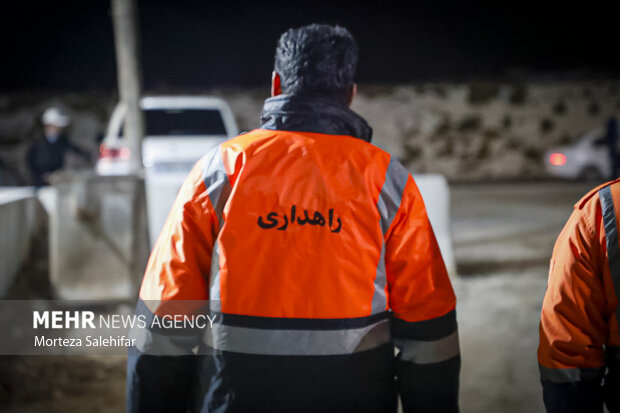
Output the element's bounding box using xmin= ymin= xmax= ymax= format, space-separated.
xmin=539 ymin=179 xmax=620 ymax=412
xmin=126 ymin=95 xmax=460 ymax=413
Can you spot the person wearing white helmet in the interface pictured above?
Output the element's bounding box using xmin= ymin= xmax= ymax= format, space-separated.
xmin=26 ymin=106 xmax=89 ymax=187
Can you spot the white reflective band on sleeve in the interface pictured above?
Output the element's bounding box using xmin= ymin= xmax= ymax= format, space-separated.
xmin=372 ymin=158 xmax=410 ymax=314
xmin=394 ymin=331 xmax=460 ymax=364
xmin=600 ymin=186 xmax=620 ymax=332
xmin=539 ymin=364 xmax=606 ymax=383
xmin=209 ymin=242 xmax=222 ymax=301
xmin=371 ymin=243 xmax=387 ymax=314
xmin=376 ymin=158 xmax=409 ymax=236
xmin=202 ymin=146 xmax=231 ymax=230
xmin=202 ymin=147 xmax=231 ymax=302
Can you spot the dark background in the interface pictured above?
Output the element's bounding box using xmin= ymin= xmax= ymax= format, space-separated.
xmin=2 ymin=0 xmax=619 ymax=91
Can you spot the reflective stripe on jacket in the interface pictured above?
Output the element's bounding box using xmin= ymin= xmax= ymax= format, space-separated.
xmin=127 ymin=95 xmax=460 ymax=413
xmin=538 ymin=178 xmax=620 ymax=413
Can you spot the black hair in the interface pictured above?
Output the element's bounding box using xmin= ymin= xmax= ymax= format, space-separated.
xmin=274 ymin=24 xmax=358 ymax=104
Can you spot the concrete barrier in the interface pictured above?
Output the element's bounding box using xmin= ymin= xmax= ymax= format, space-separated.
xmin=48 ymin=172 xmax=149 ymax=300
xmin=0 ymin=187 xmax=37 ymax=297
xmin=36 ymin=186 xmax=57 ymax=217
xmin=413 ymin=174 xmax=456 ymax=277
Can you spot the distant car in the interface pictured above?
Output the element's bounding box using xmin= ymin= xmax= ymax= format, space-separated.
xmin=544 ymin=128 xmax=610 ymax=180
xmin=96 ymin=96 xmax=239 ymax=247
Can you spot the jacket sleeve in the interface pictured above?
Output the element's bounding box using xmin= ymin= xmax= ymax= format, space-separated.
xmin=66 ymin=139 xmax=90 ymax=159
xmin=538 ymin=199 xmax=610 ymax=413
xmin=127 ymin=147 xmax=228 ymax=413
xmin=26 ymin=141 xmax=40 ymax=173
xmin=383 ymin=162 xmax=460 ymax=413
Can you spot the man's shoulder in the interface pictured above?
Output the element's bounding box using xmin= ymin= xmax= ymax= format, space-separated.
xmin=575 ymin=178 xmax=620 ymax=210
xmin=229 ymin=129 xmax=279 ymax=142
xmin=221 ymin=128 xmax=390 ymax=158
xmin=216 ymin=129 xmax=277 ymax=153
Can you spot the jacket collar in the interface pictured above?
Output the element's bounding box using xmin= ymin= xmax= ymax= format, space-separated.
xmin=260 ymin=95 xmax=372 ymax=143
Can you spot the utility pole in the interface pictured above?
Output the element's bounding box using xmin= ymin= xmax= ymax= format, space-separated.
xmin=111 ymin=0 xmax=144 ymax=173
xmin=111 ymin=0 xmax=149 ymax=296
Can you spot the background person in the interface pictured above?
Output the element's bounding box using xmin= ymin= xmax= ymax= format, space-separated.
xmin=26 ymin=106 xmax=89 ymax=187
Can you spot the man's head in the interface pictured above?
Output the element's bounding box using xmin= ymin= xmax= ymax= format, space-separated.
xmin=42 ymin=107 xmax=70 ymax=137
xmin=272 ymin=24 xmax=358 ymax=106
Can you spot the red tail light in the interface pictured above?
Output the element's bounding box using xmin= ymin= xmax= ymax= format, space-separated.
xmin=549 ymin=153 xmax=567 ymax=166
xmin=99 ymin=144 xmax=130 ymax=160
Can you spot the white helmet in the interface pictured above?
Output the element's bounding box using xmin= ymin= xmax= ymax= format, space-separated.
xmin=42 ymin=107 xmax=70 ymax=127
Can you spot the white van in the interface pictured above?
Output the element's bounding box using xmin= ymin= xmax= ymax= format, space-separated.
xmin=96 ymin=96 xmax=239 ymax=247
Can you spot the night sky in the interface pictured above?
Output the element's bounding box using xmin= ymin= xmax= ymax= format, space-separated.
xmin=2 ymin=0 xmax=620 ymax=92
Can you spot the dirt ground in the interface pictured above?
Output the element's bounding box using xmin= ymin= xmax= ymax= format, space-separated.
xmin=0 ymin=355 xmax=126 ymax=413
xmin=453 ymin=181 xmax=594 ymax=412
xmin=0 ymin=180 xmax=599 ymax=412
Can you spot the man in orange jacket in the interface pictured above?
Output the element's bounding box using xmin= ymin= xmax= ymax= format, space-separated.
xmin=127 ymin=24 xmax=460 ymax=413
xmin=539 ymin=179 xmax=620 ymax=412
